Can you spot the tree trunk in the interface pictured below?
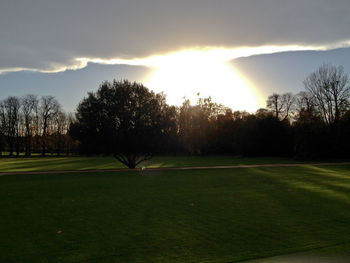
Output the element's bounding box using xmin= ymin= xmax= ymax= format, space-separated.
xmin=8 ymin=136 xmax=14 ymax=157
xmin=127 ymin=153 xmax=136 ymax=168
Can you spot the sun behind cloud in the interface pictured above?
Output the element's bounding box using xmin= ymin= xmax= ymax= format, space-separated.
xmin=75 ymin=45 xmax=327 ymax=111
xmin=144 ymin=50 xmax=260 ymax=111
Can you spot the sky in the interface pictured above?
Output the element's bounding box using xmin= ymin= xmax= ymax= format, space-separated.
xmin=1 ymin=0 xmax=350 ymax=112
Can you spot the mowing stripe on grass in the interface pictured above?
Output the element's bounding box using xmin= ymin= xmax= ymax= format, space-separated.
xmin=1 ymin=162 xmax=350 ymax=176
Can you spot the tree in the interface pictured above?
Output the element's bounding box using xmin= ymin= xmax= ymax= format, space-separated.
xmin=71 ymin=80 xmax=174 ymax=168
xmin=266 ymin=93 xmax=283 ymax=119
xmin=295 ymin=91 xmax=314 ymax=114
xmin=266 ymin=92 xmax=295 ymax=121
xmin=303 ymin=64 xmax=350 ymax=124
xmin=0 ymin=97 xmax=21 ymax=156
xmin=53 ymin=110 xmax=68 ymax=156
xmin=39 ymin=96 xmax=60 ymax=156
xmin=281 ymin=92 xmax=296 ymax=120
xmin=178 ymin=96 xmax=226 ymax=155
xmin=21 ymin=94 xmax=38 ymax=156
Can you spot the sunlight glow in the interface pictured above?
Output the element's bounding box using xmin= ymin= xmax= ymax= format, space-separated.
xmin=3 ymin=43 xmax=341 ymax=111
xmin=144 ymin=50 xmax=259 ymax=111
xmin=76 ymin=45 xmax=327 ymax=111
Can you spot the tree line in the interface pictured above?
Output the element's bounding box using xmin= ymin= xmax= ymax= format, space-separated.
xmin=1 ymin=64 xmax=350 ymax=166
xmin=0 ymin=95 xmax=77 ymax=156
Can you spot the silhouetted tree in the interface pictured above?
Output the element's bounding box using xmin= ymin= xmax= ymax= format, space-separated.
xmin=303 ymin=64 xmax=350 ymax=124
xmin=266 ymin=92 xmax=295 ymax=121
xmin=39 ymin=96 xmax=60 ymax=156
xmin=0 ymin=97 xmax=21 ymax=156
xmin=295 ymin=91 xmax=315 ymax=115
xmin=335 ymin=110 xmax=350 ymax=157
xmin=178 ymin=96 xmax=226 ymax=155
xmin=54 ymin=110 xmax=68 ymax=156
xmin=235 ymin=113 xmax=293 ymax=157
xmin=71 ymin=80 xmax=174 ymax=168
xmin=294 ymin=113 xmax=328 ymax=159
xmin=266 ymin=93 xmax=283 ymax=119
xmin=21 ymin=94 xmax=38 ymax=156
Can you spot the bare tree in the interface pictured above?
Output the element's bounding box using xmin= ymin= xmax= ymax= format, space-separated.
xmin=39 ymin=96 xmax=60 ymax=156
xmin=266 ymin=92 xmax=295 ymax=121
xmin=266 ymin=93 xmax=283 ymax=119
xmin=0 ymin=95 xmax=76 ymax=156
xmin=65 ymin=112 xmax=77 ymax=155
xmin=21 ymin=95 xmax=38 ymax=156
xmin=303 ymin=64 xmax=350 ymax=124
xmin=1 ymin=97 xmax=21 ymax=156
xmin=0 ymin=100 xmax=5 ymax=156
xmin=296 ymin=91 xmax=314 ymax=113
xmin=281 ymin=93 xmax=296 ymax=120
xmin=54 ymin=110 xmax=68 ymax=155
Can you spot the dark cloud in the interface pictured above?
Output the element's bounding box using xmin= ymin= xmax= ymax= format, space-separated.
xmin=1 ymin=0 xmax=350 ymax=71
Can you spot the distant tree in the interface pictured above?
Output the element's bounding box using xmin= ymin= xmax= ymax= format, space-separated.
xmin=235 ymin=113 xmax=293 ymax=157
xmin=39 ymin=96 xmax=60 ymax=156
xmin=71 ymin=80 xmax=175 ymax=168
xmin=294 ymin=114 xmax=328 ymax=159
xmin=295 ymin=91 xmax=314 ymax=114
xmin=178 ymin=96 xmax=226 ymax=155
xmin=336 ymin=110 xmax=350 ymax=157
xmin=54 ymin=110 xmax=68 ymax=156
xmin=255 ymin=108 xmax=271 ymax=118
xmin=0 ymin=101 xmax=5 ymax=156
xmin=21 ymin=94 xmax=38 ymax=156
xmin=266 ymin=92 xmax=295 ymax=121
xmin=215 ymin=109 xmax=236 ymax=153
xmin=64 ymin=113 xmax=78 ymax=155
xmin=0 ymin=97 xmax=21 ymax=156
xmin=281 ymin=92 xmax=296 ymax=120
xmin=0 ymin=130 xmax=5 ymax=157
xmin=266 ymin=93 xmax=282 ymax=119
xmin=303 ymin=64 xmax=350 ymax=124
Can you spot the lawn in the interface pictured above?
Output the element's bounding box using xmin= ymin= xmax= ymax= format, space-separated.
xmin=0 ymin=155 xmax=310 ymax=172
xmin=1 ymin=165 xmax=350 ymax=262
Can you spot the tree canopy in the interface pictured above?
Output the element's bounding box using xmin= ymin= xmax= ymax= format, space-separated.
xmin=70 ymin=80 xmax=176 ymax=168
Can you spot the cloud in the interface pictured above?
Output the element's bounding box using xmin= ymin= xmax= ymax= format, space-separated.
xmin=1 ymin=0 xmax=350 ymax=72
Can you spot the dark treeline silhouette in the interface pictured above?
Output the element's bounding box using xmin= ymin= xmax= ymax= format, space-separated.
xmin=1 ymin=64 xmax=350 ymax=166
xmin=0 ymin=95 xmax=77 ymax=157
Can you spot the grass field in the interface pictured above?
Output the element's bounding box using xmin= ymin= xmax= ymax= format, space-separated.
xmin=0 ymin=155 xmax=311 ymax=172
xmin=1 ymin=164 xmax=350 ymax=262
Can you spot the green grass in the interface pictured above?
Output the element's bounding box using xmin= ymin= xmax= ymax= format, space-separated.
xmin=0 ymin=155 xmax=310 ymax=172
xmin=1 ymin=165 xmax=350 ymax=262
xmin=0 ymin=156 xmax=125 ymax=172
xmin=142 ymin=155 xmax=310 ymax=168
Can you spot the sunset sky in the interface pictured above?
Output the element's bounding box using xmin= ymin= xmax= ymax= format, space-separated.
xmin=1 ymin=0 xmax=350 ymax=112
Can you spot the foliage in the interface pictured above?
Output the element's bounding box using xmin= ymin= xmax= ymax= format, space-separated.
xmin=71 ymin=80 xmax=177 ymax=168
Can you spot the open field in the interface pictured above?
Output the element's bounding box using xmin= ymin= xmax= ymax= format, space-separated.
xmin=0 ymin=155 xmax=315 ymax=172
xmin=1 ymin=164 xmax=350 ymax=262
